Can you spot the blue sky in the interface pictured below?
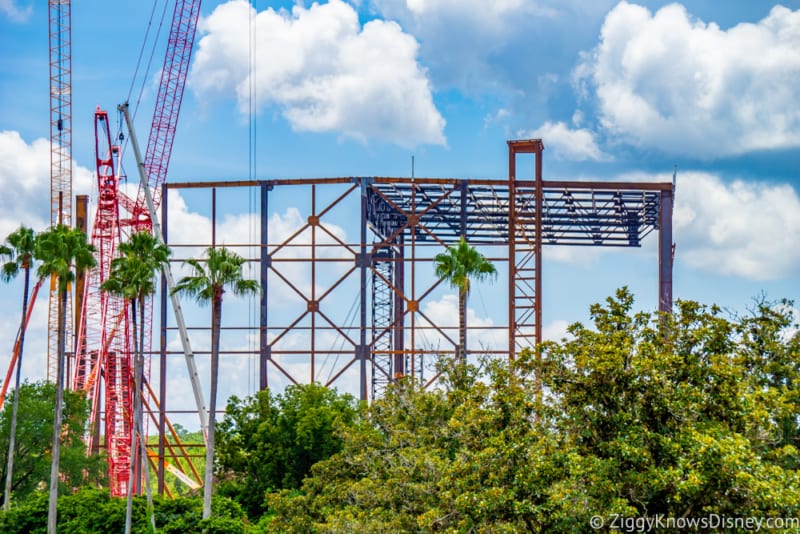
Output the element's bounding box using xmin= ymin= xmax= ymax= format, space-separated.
xmin=1 ymin=0 xmax=799 ymax=423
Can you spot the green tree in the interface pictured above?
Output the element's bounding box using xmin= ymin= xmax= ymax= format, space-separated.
xmin=34 ymin=223 xmax=96 ymax=534
xmin=263 ymin=290 xmax=800 ymax=532
xmin=148 ymin=426 xmax=206 ymax=498
xmin=0 ymin=486 xmax=249 ymax=533
xmin=0 ymin=382 xmax=105 ymax=505
xmin=434 ymin=237 xmax=496 ymax=359
xmin=263 ymin=364 xmax=473 ymax=532
xmin=0 ymin=226 xmax=36 ymax=509
xmin=172 ymin=246 xmax=260 ymax=520
xmin=736 ymin=296 xmax=800 ymax=461
xmin=216 ymin=383 xmax=360 ymax=519
xmin=101 ymin=230 xmax=170 ymax=533
xmin=535 ymin=289 xmax=800 ymax=529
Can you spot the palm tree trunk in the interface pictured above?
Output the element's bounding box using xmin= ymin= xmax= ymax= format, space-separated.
xmin=47 ymin=284 xmax=67 ymax=534
xmin=138 ymin=295 xmax=156 ymax=533
xmin=125 ymin=298 xmax=138 ymax=534
xmin=458 ymin=288 xmax=467 ymax=361
xmin=203 ymin=293 xmax=222 ymax=520
xmin=4 ymin=266 xmax=30 ymax=509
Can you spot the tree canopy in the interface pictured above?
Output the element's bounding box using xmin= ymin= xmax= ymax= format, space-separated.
xmin=0 ymin=289 xmax=797 ymax=533
xmin=215 ymin=383 xmax=361 ymax=520
xmin=0 ymin=382 xmax=105 ymax=505
xmin=263 ymin=289 xmax=800 ymax=532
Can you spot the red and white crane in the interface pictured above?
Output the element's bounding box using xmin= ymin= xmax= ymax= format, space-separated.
xmin=74 ymin=0 xmax=205 ymax=496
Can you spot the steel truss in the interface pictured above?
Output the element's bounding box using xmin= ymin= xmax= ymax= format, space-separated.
xmin=156 ymin=139 xmax=673 ymax=433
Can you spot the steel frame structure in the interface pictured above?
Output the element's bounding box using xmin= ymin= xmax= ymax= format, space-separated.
xmin=154 ymin=139 xmax=674 ymax=490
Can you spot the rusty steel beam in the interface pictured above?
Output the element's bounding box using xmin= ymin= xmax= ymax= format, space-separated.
xmin=158 ymin=148 xmax=673 ymax=403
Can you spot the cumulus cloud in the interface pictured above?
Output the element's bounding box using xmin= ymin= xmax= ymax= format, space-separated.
xmin=375 ymin=0 xmax=537 ymax=44
xmin=0 ymin=130 xmax=94 ymax=236
xmin=576 ymin=2 xmax=800 ymax=158
xmin=672 ymin=172 xmax=800 ymax=280
xmin=373 ymin=0 xmax=566 ymax=88
xmin=190 ymin=0 xmax=445 ymax=147
xmin=0 ymin=0 xmax=32 ymax=22
xmin=0 ymin=131 xmax=94 ymax=384
xmin=371 ymin=0 xmax=616 ymax=102
xmin=528 ymin=120 xmax=610 ymax=161
xmin=418 ymin=293 xmax=505 ymax=353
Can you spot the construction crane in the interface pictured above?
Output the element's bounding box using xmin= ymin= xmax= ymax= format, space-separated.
xmin=47 ymin=0 xmax=72 ymax=382
xmin=74 ymin=0 xmax=205 ymax=496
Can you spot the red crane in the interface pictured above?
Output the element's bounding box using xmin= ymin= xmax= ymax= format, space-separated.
xmin=75 ymin=0 xmax=203 ymax=496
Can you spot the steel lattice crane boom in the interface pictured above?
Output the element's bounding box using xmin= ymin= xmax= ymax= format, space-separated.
xmin=75 ymin=0 xmax=205 ymax=496
xmin=47 ymin=0 xmax=72 ymax=382
xmin=134 ymin=0 xmax=203 ymax=228
xmin=74 ymin=111 xmax=133 ymax=493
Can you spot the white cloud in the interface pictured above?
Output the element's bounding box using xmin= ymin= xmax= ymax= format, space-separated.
xmin=371 ymin=0 xmax=614 ymax=97
xmin=542 ymin=319 xmax=571 ymax=342
xmin=672 ymin=172 xmax=800 ymax=280
xmin=372 ymin=0 xmax=541 ymax=92
xmin=0 ymin=0 xmax=32 ymax=22
xmin=0 ymin=131 xmax=94 ymax=387
xmin=576 ymin=2 xmax=800 ymax=158
xmin=484 ymin=107 xmax=510 ymax=128
xmin=528 ymin=120 xmax=610 ymax=161
xmin=417 ymin=293 xmax=506 ymax=353
xmin=0 ymin=131 xmax=94 ymax=237
xmin=543 ymin=245 xmax=602 ymax=266
xmin=1 ymin=132 xmax=55 ymax=236
xmin=551 ymin=169 xmax=800 ymax=281
xmin=190 ymin=0 xmax=445 ymax=147
xmin=163 ymin=188 xmax=351 ymax=305
xmin=396 ymin=0 xmax=539 ymax=32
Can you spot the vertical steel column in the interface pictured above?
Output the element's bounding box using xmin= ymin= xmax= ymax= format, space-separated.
xmin=460 ymin=181 xmax=468 ymax=237
xmin=359 ymin=178 xmax=368 ymax=400
xmin=370 ymin=245 xmax=394 ymax=398
xmin=534 ymin=147 xmax=543 ymax=347
xmin=393 ymin=234 xmax=405 ymax=379
xmin=460 ymin=180 xmax=468 ymax=358
xmin=211 ymin=187 xmax=216 ymax=248
xmin=508 ymin=139 xmax=544 ymax=357
xmin=508 ymin=145 xmax=516 ymax=357
xmin=158 ymin=184 xmax=168 ymax=494
xmin=658 ymin=188 xmax=674 ymax=313
xmin=74 ymin=194 xmax=88 ymax=357
xmin=259 ymin=183 xmax=270 ymax=390
xmin=310 ymin=186 xmax=316 ymax=382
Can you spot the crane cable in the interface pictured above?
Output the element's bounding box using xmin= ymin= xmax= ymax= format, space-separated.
xmin=118 ymin=0 xmax=170 ymax=182
xmin=128 ymin=0 xmax=170 ymax=123
xmin=325 ymin=290 xmax=360 ymax=385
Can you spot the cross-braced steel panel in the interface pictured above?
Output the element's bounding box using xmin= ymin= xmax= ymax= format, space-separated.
xmin=159 ymin=139 xmax=674 ymax=406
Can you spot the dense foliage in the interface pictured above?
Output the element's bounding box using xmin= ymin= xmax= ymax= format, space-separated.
xmin=0 ymin=488 xmax=250 ymax=533
xmin=263 ymin=289 xmax=800 ymax=532
xmin=0 ymin=382 xmax=105 ymax=505
xmin=1 ymin=289 xmax=797 ymax=533
xmin=216 ymin=383 xmax=361 ymax=519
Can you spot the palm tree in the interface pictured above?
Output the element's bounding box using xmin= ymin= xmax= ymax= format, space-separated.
xmin=101 ymin=231 xmax=170 ymax=534
xmin=434 ymin=236 xmax=497 ymax=360
xmin=0 ymin=226 xmax=36 ymax=510
xmin=172 ymin=246 xmax=259 ymax=519
xmin=34 ymin=224 xmax=96 ymax=534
